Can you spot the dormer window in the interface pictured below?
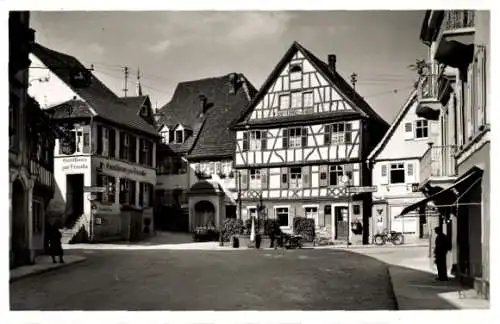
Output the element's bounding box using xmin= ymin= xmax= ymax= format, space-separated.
xmin=175 ymin=130 xmax=184 ymax=144
xmin=161 ymin=130 xmax=169 ymax=144
xmin=140 ymin=106 xmax=149 ymax=117
xmin=289 ymin=64 xmax=302 ymax=89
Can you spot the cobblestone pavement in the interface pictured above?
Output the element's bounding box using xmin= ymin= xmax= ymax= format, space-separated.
xmin=10 ymin=249 xmax=396 ymax=310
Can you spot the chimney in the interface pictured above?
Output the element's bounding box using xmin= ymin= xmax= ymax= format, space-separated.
xmin=199 ymin=94 xmax=207 ymax=116
xmin=328 ymin=54 xmax=337 ymax=74
xmin=228 ymin=73 xmax=238 ymax=94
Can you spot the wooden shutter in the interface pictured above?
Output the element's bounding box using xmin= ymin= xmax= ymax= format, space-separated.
xmin=130 ymin=135 xmax=137 ymax=163
xmin=139 ymin=183 xmax=144 ymax=207
xmin=476 ymin=46 xmax=486 ymax=127
xmin=119 ymin=132 xmax=125 ymax=159
xmin=242 ymin=131 xmax=249 ymax=151
xmin=282 ymin=129 xmax=288 ymax=148
xmin=466 ymin=65 xmax=474 ymax=139
xmin=261 ymin=131 xmax=267 ymax=150
xmin=302 ymin=127 xmax=308 ymax=147
xmin=97 ymin=125 xmax=103 ymax=154
xmin=148 ymin=141 xmax=153 ymax=167
xmin=319 ymin=165 xmax=328 ymax=187
xmin=404 ymin=122 xmax=414 ymax=140
xmin=345 ymin=123 xmax=352 ymax=144
xmin=261 ymin=168 xmax=269 ymax=189
xmin=324 ymin=125 xmax=331 ymax=145
xmin=240 ymin=169 xmax=248 ymax=190
xmin=381 ymin=164 xmax=388 ymax=185
xmin=280 ymin=167 xmax=288 ymax=189
xmin=302 ymin=166 xmax=311 ymax=188
xmin=406 ymin=162 xmax=415 ymax=183
xmin=103 ymin=127 xmax=109 ymax=156
xmin=108 ymin=128 xmax=115 ymax=158
xmin=82 ymin=126 xmax=90 ymax=153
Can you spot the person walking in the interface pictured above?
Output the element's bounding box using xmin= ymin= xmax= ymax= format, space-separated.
xmin=434 ymin=226 xmax=450 ymax=281
xmin=48 ymin=222 xmax=64 ymax=263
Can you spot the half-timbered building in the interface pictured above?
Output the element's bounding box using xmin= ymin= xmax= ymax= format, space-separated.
xmin=231 ymin=42 xmax=389 ymax=245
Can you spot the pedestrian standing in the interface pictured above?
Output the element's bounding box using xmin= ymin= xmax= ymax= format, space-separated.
xmin=48 ymin=222 xmax=64 ymax=264
xmin=434 ymin=226 xmax=450 ymax=281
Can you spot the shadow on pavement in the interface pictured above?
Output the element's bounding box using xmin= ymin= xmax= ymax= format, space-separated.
xmin=341 ymin=249 xmax=482 ymax=310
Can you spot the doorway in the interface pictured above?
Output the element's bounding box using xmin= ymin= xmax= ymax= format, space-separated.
xmin=66 ymin=174 xmax=84 ymax=226
xmin=11 ymin=179 xmax=29 ymax=267
xmin=334 ymin=206 xmax=349 ymax=240
xmin=194 ymin=200 xmax=216 ymax=227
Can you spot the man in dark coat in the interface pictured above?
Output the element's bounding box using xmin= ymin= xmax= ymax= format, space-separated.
xmin=434 ymin=226 xmax=450 ymax=281
xmin=48 ymin=223 xmax=64 ymax=263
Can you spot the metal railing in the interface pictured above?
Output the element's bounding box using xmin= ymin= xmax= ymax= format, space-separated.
xmin=417 ymin=74 xmax=439 ymax=101
xmin=420 ymin=145 xmax=457 ymax=182
xmin=443 ymin=10 xmax=475 ymax=31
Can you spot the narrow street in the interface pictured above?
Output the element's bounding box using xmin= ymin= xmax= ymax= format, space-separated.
xmin=10 ymin=248 xmax=397 ymax=310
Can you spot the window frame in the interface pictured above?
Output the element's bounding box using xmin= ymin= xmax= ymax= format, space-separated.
xmin=389 ymin=163 xmax=406 ymax=184
xmin=415 ymin=119 xmax=429 ymax=139
xmin=249 ymin=130 xmax=262 ymax=151
xmin=288 ymin=127 xmax=302 ymax=148
xmin=249 ymin=169 xmax=261 ymax=189
xmin=289 ymin=167 xmax=302 ymax=189
xmin=175 ymin=129 xmax=184 ymax=144
xmin=275 ymin=207 xmax=290 ymax=227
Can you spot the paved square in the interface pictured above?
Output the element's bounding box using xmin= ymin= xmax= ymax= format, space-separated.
xmin=10 ymin=249 xmax=396 ymax=310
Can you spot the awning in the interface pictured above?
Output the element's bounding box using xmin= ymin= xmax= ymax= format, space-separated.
xmin=399 ymin=166 xmax=483 ymax=216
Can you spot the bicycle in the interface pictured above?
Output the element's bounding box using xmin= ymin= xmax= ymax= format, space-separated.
xmin=373 ymin=229 xmax=404 ymax=245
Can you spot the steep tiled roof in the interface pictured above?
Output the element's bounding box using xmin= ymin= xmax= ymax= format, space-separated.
xmin=367 ymin=90 xmax=418 ymax=162
xmin=233 ymin=41 xmax=389 ymax=128
xmin=32 ymin=43 xmax=158 ymax=137
xmin=158 ymin=73 xmax=256 ymax=159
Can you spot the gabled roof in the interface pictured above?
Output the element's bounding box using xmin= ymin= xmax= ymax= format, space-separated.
xmin=158 ymin=73 xmax=257 ymax=159
xmin=233 ymin=41 xmax=389 ymax=128
xmin=32 ymin=43 xmax=158 ymax=137
xmin=367 ymin=90 xmax=418 ymax=162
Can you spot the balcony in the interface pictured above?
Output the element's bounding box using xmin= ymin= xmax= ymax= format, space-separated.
xmin=420 ymin=144 xmax=457 ymax=189
xmin=434 ymin=10 xmax=475 ymax=69
xmin=442 ymin=10 xmax=475 ymax=33
xmin=416 ymin=74 xmax=441 ymax=120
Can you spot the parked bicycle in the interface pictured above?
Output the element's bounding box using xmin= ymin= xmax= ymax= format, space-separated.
xmin=373 ymin=229 xmax=404 ymax=245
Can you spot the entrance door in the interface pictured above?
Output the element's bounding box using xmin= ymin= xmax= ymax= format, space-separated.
xmin=334 ymin=206 xmax=348 ymax=240
xmin=11 ymin=179 xmax=29 ymax=268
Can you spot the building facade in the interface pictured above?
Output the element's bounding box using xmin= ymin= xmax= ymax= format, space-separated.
xmin=156 ymin=73 xmax=256 ymax=231
xmin=9 ymin=11 xmax=59 ymax=268
xmin=401 ymin=10 xmax=490 ymax=298
xmin=28 ymin=43 xmax=159 ymax=243
xmin=231 ymin=42 xmax=389 ymax=244
xmin=367 ymin=91 xmax=439 ymax=242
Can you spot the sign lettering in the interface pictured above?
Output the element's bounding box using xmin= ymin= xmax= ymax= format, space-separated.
xmin=99 ymin=162 xmax=147 ymax=177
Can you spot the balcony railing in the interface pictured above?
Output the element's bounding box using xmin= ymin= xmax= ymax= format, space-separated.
xmin=417 ymin=74 xmax=439 ymax=101
xmin=443 ymin=10 xmax=475 ymax=31
xmin=420 ymin=145 xmax=457 ymax=183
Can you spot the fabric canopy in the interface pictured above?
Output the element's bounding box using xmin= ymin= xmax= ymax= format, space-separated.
xmin=399 ymin=166 xmax=483 ymax=216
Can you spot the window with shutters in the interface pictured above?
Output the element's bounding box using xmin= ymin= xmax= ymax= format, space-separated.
xmin=289 ymin=167 xmax=302 ymax=189
xmin=249 ymin=169 xmax=261 ymax=189
xmin=291 ymin=91 xmax=302 ymax=108
xmin=303 ymin=91 xmax=313 ymax=108
xmin=276 ymin=207 xmax=289 ymax=227
xmin=325 ymin=122 xmax=352 ymax=145
xmin=288 ymin=127 xmax=302 ymax=148
xmin=279 ymin=94 xmax=290 ymax=110
xmin=121 ymin=134 xmax=130 ymax=160
xmin=329 ymin=165 xmax=344 ymax=186
xmin=415 ymin=120 xmax=428 ymax=138
xmin=390 ymin=163 xmax=405 ymax=184
xmin=250 ymin=131 xmax=261 ymax=151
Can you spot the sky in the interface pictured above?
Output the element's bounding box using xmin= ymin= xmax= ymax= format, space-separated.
xmin=30 ymin=10 xmax=429 ymax=123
